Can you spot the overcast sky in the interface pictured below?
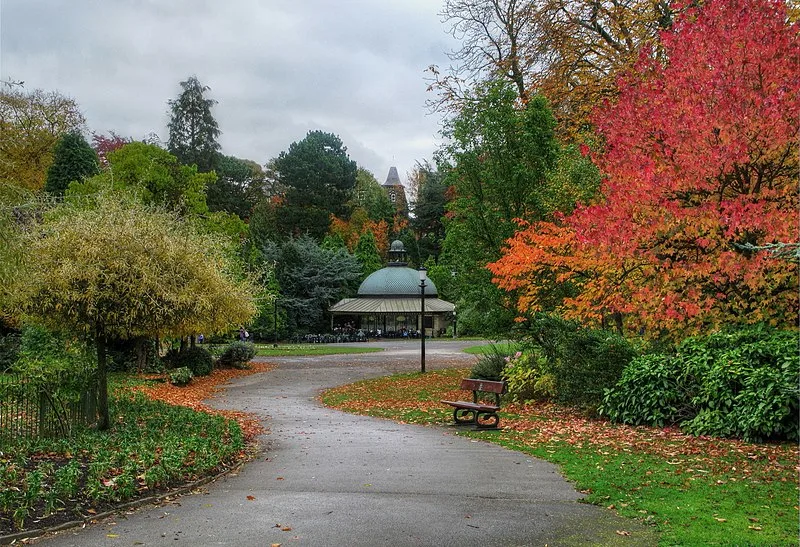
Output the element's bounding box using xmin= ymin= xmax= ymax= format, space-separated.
xmin=0 ymin=0 xmax=460 ymax=186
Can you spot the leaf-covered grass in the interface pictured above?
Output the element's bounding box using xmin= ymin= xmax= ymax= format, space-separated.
xmin=321 ymin=369 xmax=799 ymax=546
xmin=461 ymin=341 xmax=520 ymax=355
xmin=0 ymin=364 xmax=273 ymax=535
xmin=253 ymin=344 xmax=383 ymax=357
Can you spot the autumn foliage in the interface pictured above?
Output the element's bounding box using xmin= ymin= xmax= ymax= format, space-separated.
xmin=490 ymin=0 xmax=799 ymax=337
xmin=329 ymin=210 xmax=390 ymax=257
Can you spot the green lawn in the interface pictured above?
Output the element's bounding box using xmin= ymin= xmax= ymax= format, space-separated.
xmin=321 ymin=369 xmax=799 ymax=546
xmin=253 ymin=343 xmax=383 ymax=357
xmin=462 ymin=341 xmax=520 ymax=355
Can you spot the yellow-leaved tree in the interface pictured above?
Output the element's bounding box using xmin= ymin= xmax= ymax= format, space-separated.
xmin=14 ymin=191 xmax=257 ymax=429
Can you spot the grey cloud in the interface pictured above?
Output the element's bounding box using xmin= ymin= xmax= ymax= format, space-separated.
xmin=0 ymin=0 xmax=458 ymax=183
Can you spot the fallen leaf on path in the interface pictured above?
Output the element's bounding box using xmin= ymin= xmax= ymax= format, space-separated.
xmin=246 ymin=495 xmax=256 ymax=501
xmin=615 ymin=530 xmax=630 ymax=536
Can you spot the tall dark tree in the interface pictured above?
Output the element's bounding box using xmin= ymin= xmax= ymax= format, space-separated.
xmin=273 ymin=130 xmax=357 ymax=240
xmin=207 ymin=155 xmax=266 ymax=220
xmin=44 ymin=131 xmax=99 ymax=196
xmin=410 ymin=161 xmax=448 ymax=263
xmin=167 ymin=76 xmax=221 ymax=172
xmin=259 ymin=236 xmax=361 ymax=334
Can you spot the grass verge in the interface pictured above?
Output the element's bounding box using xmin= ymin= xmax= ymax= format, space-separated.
xmin=0 ymin=363 xmax=273 ymax=535
xmin=462 ymin=341 xmax=520 ymax=355
xmin=320 ymin=368 xmax=799 ymax=546
xmin=253 ymin=343 xmax=383 ymax=357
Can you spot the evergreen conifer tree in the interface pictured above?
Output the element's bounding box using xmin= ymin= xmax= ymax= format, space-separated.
xmin=167 ymin=76 xmax=221 ymax=172
xmin=44 ymin=131 xmax=99 ymax=196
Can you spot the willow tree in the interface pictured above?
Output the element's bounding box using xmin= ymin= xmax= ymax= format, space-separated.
xmin=15 ymin=192 xmax=257 ymax=430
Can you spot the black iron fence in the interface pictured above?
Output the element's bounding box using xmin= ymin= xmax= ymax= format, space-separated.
xmin=0 ymin=369 xmax=98 ymax=443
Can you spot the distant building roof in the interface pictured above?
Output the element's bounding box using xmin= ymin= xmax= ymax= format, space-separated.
xmin=329 ymin=238 xmax=455 ymax=317
xmin=383 ymin=166 xmax=402 ymax=187
xmin=358 ymin=266 xmax=437 ymax=297
xmin=330 ymin=297 xmax=454 ymax=314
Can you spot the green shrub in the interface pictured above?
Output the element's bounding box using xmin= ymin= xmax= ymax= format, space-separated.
xmin=0 ymin=332 xmax=20 ymax=371
xmin=217 ymin=341 xmax=256 ymax=369
xmin=177 ymin=346 xmax=214 ymax=376
xmin=555 ymin=329 xmax=638 ymax=409
xmin=599 ymin=354 xmax=692 ymax=427
xmin=502 ymin=351 xmax=556 ymax=403
xmin=168 ymin=367 xmax=193 ymax=386
xmin=470 ymin=345 xmax=508 ymax=381
xmin=602 ymin=326 xmax=799 ymax=441
xmin=13 ymin=325 xmax=96 ymax=375
xmin=518 ymin=314 xmax=638 ymax=410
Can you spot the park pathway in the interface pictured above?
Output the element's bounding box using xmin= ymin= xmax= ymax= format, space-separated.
xmin=41 ymin=340 xmax=656 ymax=546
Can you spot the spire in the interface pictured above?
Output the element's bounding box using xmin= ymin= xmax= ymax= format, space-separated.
xmin=384 ymin=166 xmax=401 ymax=186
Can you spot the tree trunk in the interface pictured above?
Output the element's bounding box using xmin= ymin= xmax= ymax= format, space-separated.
xmin=613 ymin=312 xmax=624 ymax=335
xmin=95 ymin=332 xmax=110 ymax=431
xmin=180 ymin=337 xmax=187 ymax=353
xmin=135 ymin=337 xmax=146 ymax=372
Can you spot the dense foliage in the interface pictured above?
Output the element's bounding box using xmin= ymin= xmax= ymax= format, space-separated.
xmin=272 ymin=130 xmax=358 ymax=240
xmin=216 ymin=341 xmax=257 ymax=369
xmin=44 ymin=131 xmax=99 ymax=196
xmin=260 ymin=236 xmax=362 ymax=334
xmin=513 ymin=315 xmax=639 ymax=410
xmin=0 ymin=87 xmax=85 ymax=191
xmin=601 ymin=326 xmax=800 ymax=442
xmin=169 ymin=346 xmax=214 ymax=377
xmin=13 ymin=192 xmax=256 ymax=428
xmin=490 ymin=0 xmax=799 ymax=338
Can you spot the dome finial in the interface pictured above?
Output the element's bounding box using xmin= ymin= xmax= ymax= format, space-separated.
xmin=388 ymin=240 xmax=407 ymax=266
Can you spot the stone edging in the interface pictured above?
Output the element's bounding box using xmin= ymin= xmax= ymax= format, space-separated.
xmin=0 ymin=448 xmax=259 ymax=546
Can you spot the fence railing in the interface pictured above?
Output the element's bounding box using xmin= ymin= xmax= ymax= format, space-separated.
xmin=0 ymin=370 xmax=98 ymax=444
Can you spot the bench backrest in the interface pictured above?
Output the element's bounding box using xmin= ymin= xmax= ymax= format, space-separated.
xmin=460 ymin=378 xmax=506 ymax=394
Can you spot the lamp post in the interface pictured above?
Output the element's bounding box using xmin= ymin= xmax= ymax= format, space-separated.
xmin=450 ymin=269 xmax=457 ymax=339
xmin=273 ymin=297 xmax=279 ymax=345
xmin=419 ymin=267 xmax=427 ymax=374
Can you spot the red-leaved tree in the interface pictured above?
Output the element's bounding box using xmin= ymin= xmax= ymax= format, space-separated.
xmin=490 ymin=0 xmax=799 ymax=338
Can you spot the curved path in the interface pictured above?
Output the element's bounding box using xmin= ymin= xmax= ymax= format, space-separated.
xmin=43 ymin=340 xmax=656 ymax=546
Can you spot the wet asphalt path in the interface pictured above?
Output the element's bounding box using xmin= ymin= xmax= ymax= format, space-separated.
xmin=41 ymin=340 xmax=656 ymax=546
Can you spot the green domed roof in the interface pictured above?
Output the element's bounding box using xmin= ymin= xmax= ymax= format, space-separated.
xmin=358 ymin=266 xmax=438 ymax=297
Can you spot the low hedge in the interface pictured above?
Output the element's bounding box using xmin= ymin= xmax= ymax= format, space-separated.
xmin=601 ymin=325 xmax=799 ymax=441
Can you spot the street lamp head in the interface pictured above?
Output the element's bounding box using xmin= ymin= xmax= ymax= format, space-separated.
xmin=418 ymin=267 xmax=427 ymax=283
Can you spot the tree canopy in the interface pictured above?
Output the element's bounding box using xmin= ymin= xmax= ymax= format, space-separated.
xmin=68 ymin=142 xmax=213 ymax=216
xmin=259 ymin=236 xmax=362 ymax=333
xmin=14 ymin=192 xmax=257 ymax=427
xmin=167 ymin=76 xmax=221 ymax=172
xmin=272 ymin=130 xmax=357 ymax=240
xmin=489 ymin=0 xmax=799 ymax=338
xmin=44 ymin=131 xmax=99 ymax=196
xmin=0 ymin=87 xmax=85 ymax=191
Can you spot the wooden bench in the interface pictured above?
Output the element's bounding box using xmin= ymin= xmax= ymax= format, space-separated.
xmin=440 ymin=378 xmax=507 ymax=430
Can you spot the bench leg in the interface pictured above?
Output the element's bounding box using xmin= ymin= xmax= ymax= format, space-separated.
xmin=453 ymin=408 xmax=476 ymax=426
xmin=475 ymin=411 xmax=500 ymax=430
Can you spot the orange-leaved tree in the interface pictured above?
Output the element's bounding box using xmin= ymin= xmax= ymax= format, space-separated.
xmin=490 ymin=0 xmax=799 ymax=338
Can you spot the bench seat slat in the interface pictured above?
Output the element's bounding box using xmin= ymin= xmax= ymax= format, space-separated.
xmin=440 ymin=400 xmax=499 ymax=412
